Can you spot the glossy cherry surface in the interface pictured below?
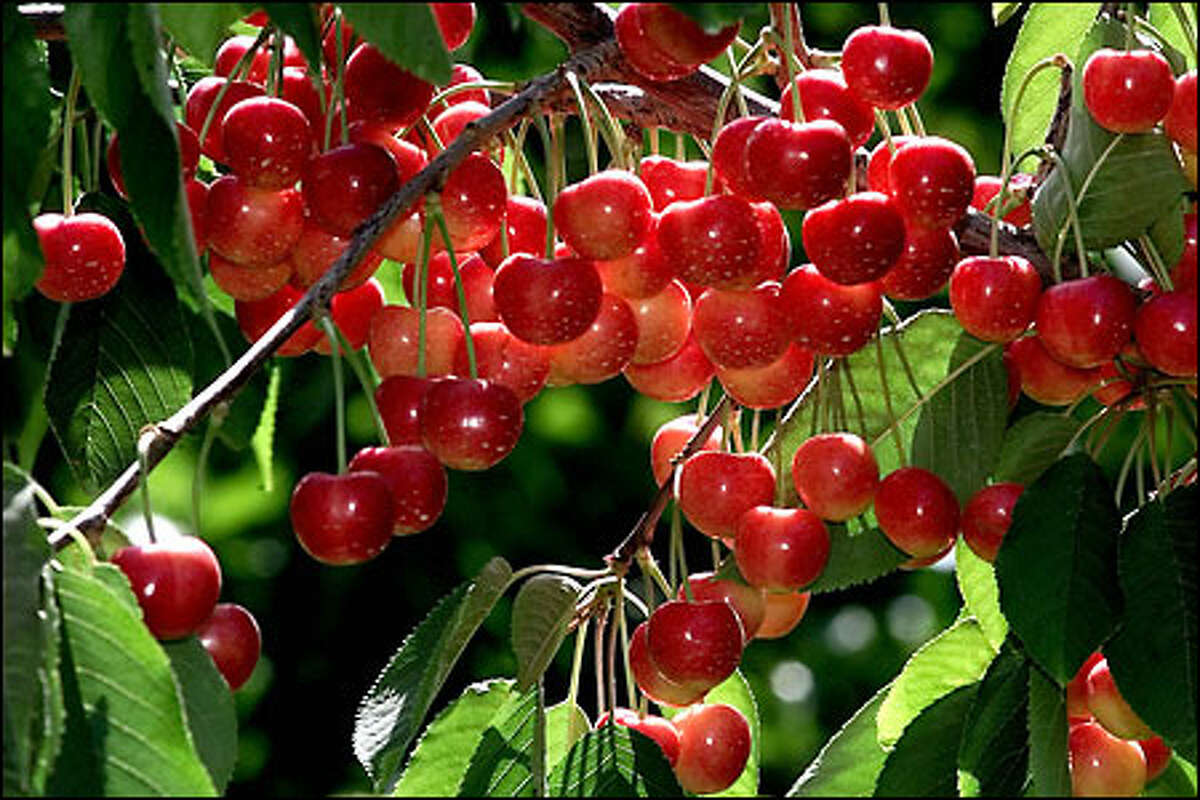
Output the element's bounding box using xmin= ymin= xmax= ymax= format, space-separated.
xmin=841 ymin=24 xmax=933 ymax=109
xmin=781 ymin=264 xmax=882 ymax=357
xmin=289 ymin=471 xmax=394 ymax=565
xmin=196 ymin=603 xmax=261 ymax=691
xmin=1035 ymin=275 xmax=1136 ymax=369
xmin=419 ymin=378 xmax=524 ymax=470
xmin=802 ymin=191 xmax=906 ymax=285
xmin=1082 ymin=48 xmax=1174 ymax=134
xmin=672 ymin=703 xmax=752 ymax=795
xmin=874 ymin=466 xmax=960 ymax=559
xmin=348 ymin=446 xmax=448 ymax=534
xmin=111 ymin=535 xmax=222 ymax=640
xmin=493 ymin=253 xmax=603 ymax=345
xmin=33 ymin=212 xmax=126 ymax=303
xmin=647 ymin=600 xmax=744 ymax=694
xmin=791 ymin=432 xmax=879 ymax=522
xmin=734 ymin=506 xmax=830 ymax=592
xmin=744 ymin=118 xmax=853 ymax=211
xmin=676 ymin=451 xmax=776 ymax=538
xmin=961 ymin=482 xmax=1023 ymax=563
xmin=949 ymin=255 xmax=1042 ymax=342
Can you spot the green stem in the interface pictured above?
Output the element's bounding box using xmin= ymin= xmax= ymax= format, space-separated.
xmin=566 ymin=616 xmax=589 ymax=725
xmin=903 ymin=103 xmax=926 ymax=136
xmin=330 ymin=321 xmax=389 ymax=445
xmin=335 ymin=13 xmax=349 ymax=145
xmin=61 ymin=68 xmax=81 ymax=215
xmin=138 ymin=439 xmax=157 ymax=543
xmin=1045 ymin=146 xmax=1096 ymax=279
xmin=266 ymin=24 xmax=284 ymax=97
xmin=427 ymin=79 xmax=516 ymax=108
xmin=672 ymin=505 xmax=693 ymax=599
xmin=878 ymin=2 xmax=891 ymax=26
xmin=616 ymin=578 xmax=638 ymax=709
xmin=191 ymin=413 xmax=222 ymax=535
xmin=1137 ymin=234 xmax=1174 ymax=291
xmin=843 ymin=357 xmax=869 ymax=434
xmin=199 ymin=27 xmax=270 ymax=151
xmin=565 ymin=72 xmax=599 ymax=176
xmin=533 ymin=115 xmax=557 ymax=257
xmin=429 ymin=196 xmax=478 ymax=378
xmin=874 ymin=335 xmax=907 ymax=465
xmin=415 ymin=214 xmax=435 ymax=378
xmin=727 ymin=47 xmax=749 ymax=118
xmin=574 ymin=75 xmax=628 ymax=171
xmin=636 ymin=548 xmax=673 ymax=603
xmin=319 ymin=317 xmax=347 ymax=474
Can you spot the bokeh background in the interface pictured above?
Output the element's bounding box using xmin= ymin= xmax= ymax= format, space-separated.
xmin=8 ymin=3 xmax=1032 ymax=796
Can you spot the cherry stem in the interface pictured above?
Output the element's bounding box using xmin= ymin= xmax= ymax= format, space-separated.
xmin=878 ymin=2 xmax=892 ymax=26
xmin=1137 ymin=234 xmax=1174 ymax=291
xmin=509 ymin=563 xmax=611 ymax=583
xmin=648 ymin=126 xmax=660 ymax=155
xmin=727 ymin=47 xmax=749 ymax=119
xmin=812 ymin=359 xmax=825 ymax=437
xmin=1045 ymin=145 xmax=1099 ymax=279
xmin=772 ymin=408 xmax=787 ymax=505
xmin=672 ymin=503 xmax=694 ymax=601
xmin=328 ymin=320 xmax=389 ymax=446
xmin=615 ymin=577 xmax=638 ymax=709
xmin=1146 ymin=397 xmax=1164 ymax=490
xmin=874 ymin=335 xmax=908 ymax=466
xmin=710 ymin=538 xmax=721 ymax=571
xmin=636 ymin=548 xmax=672 ymax=603
xmin=1169 ymin=3 xmax=1198 ymax=61
xmin=903 ymin=103 xmax=926 ymax=137
xmin=533 ymin=115 xmax=557 ymax=257
xmin=705 ymin=70 xmax=744 ymax=195
xmin=414 ymin=214 xmax=435 ymax=378
xmin=593 ymin=603 xmax=608 ymax=718
xmin=843 ymin=357 xmax=870 ymax=435
xmin=190 ymin=410 xmax=223 ymax=536
xmin=565 ymin=615 xmax=589 ymax=732
xmin=573 ymin=73 xmax=628 ymax=171
xmin=318 ymin=316 xmax=348 ymax=474
xmin=429 ymin=195 xmax=478 ymax=379
xmin=428 ymin=79 xmax=516 ymax=109
xmin=893 ymin=106 xmax=913 ymax=136
xmin=199 ymin=27 xmax=270 ymax=152
xmin=265 ymin=25 xmax=283 ymax=97
xmin=1123 ymin=3 xmax=1136 ymax=51
xmin=505 ymin=126 xmax=544 ymax=204
xmin=881 ymin=300 xmax=924 ymax=399
xmin=136 ymin=433 xmax=157 ymax=543
xmin=334 ymin=12 xmax=349 ymax=145
xmin=565 ymin=71 xmax=599 ymax=175
xmin=750 ymin=409 xmax=761 ymax=451
xmin=61 ymin=67 xmax=81 ymax=216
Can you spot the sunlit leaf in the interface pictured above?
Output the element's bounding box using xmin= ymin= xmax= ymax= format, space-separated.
xmin=159 ymin=3 xmax=243 ymax=66
xmin=806 ymin=524 xmax=907 ymax=595
xmin=876 ymin=683 xmax=979 ymax=796
xmin=955 ymin=539 xmax=1008 ymax=651
xmin=789 ymin=682 xmax=892 ymax=797
xmin=250 ymin=363 xmax=281 ymax=491
xmin=548 ymin=721 xmax=681 ymax=797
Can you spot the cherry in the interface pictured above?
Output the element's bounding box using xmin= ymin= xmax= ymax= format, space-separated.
xmin=1086 ymin=658 xmax=1155 ymax=740
xmin=1069 ymin=721 xmax=1147 ymax=797
xmin=635 ymin=3 xmax=739 ymax=66
xmin=623 ymin=331 xmax=714 ymax=403
xmin=349 ymin=121 xmax=430 ymax=180
xmin=440 ymin=153 xmax=507 ymax=252
xmin=1138 ymin=736 xmax=1172 ymax=783
xmin=1067 ymin=651 xmax=1106 ymax=722
xmin=33 ymin=212 xmax=126 ymax=303
xmin=596 ymin=219 xmax=675 ymax=300
xmin=650 ymin=414 xmax=723 ymax=488
xmin=1172 ymin=211 xmax=1197 ymax=295
xmin=1081 ymin=48 xmax=1174 ymax=134
xmin=629 ymin=621 xmax=706 ymax=707
xmin=613 ymin=3 xmax=695 ymax=82
xmin=196 ymin=603 xmax=261 ymax=691
xmin=106 ymin=122 xmax=200 ymax=199
xmin=375 ymin=375 xmax=435 ymax=446
xmin=221 ymin=97 xmax=312 ymax=190
xmin=755 ymin=590 xmax=811 ymax=639
xmin=676 ymin=451 xmax=776 ymax=539
xmin=692 ymin=282 xmax=790 ymax=369
xmin=1091 ymin=357 xmax=1144 ymax=408
xmin=368 ymin=305 xmax=465 ymax=378
xmin=676 ymin=572 xmax=766 ymax=643
xmin=596 ymin=708 xmax=680 ymax=766
xmin=711 ymin=116 xmax=769 ymax=201
xmin=493 ymin=253 xmax=603 ymax=345
xmin=1035 ymin=275 xmax=1136 ymax=368
xmin=420 ymin=377 xmax=523 ymax=471
xmin=657 ymin=194 xmax=763 ymax=290
xmin=743 ymin=118 xmax=853 ymax=211
xmin=879 ymin=224 xmax=961 ymax=300
xmin=453 ymin=322 xmax=550 ymax=403
xmin=629 ymin=280 xmax=691 ymax=365
xmin=1005 ymin=336 xmax=1102 ymax=406
xmin=866 ymin=135 xmax=916 ymax=194
xmin=214 ymin=33 xmax=305 ymax=83
xmin=303 ymin=142 xmax=401 ymax=237
xmin=547 ymin=292 xmax=638 ymax=385
xmin=235 ymin=284 xmax=323 ymax=356
xmin=1134 ymin=291 xmax=1197 ymax=377
xmin=734 ymin=506 xmax=830 ymax=592
xmin=479 ymin=195 xmax=548 ymax=267
xmin=401 ymin=251 xmax=493 ymax=319
xmin=716 ymin=342 xmax=814 ymax=410
xmin=321 ymin=12 xmax=359 ymax=72
xmin=781 ymin=264 xmax=882 ymax=357
xmin=1164 ymin=70 xmax=1198 ymax=152
xmin=280 ymin=67 xmax=325 ymax=146
xmin=647 ymin=600 xmax=744 ymax=695
xmin=970 ymin=173 xmax=1034 ymax=227
xmin=431 ymin=2 xmax=476 ymax=50
xmin=210 ymin=251 xmax=293 ymax=302
xmin=206 ymin=175 xmax=304 ymax=268
xmin=841 ymin=25 xmax=932 ymax=109
xmin=349 ymin=446 xmax=448 ymax=534
xmin=780 ymin=69 xmax=875 ymax=147
xmin=802 ymin=191 xmax=906 ymax=285
xmin=960 ymin=482 xmax=1023 ymax=563
xmin=640 ymin=156 xmax=710 ymax=211
xmin=791 ymin=433 xmax=879 ymax=522
xmin=344 ymin=43 xmax=435 ymax=131
xmin=290 ymin=471 xmax=395 ymax=564
xmin=186 ymin=178 xmax=210 ymax=254
xmin=672 ymin=703 xmax=752 ymax=795
xmin=899 ymin=539 xmax=955 ymax=570
xmin=289 ymin=218 xmax=383 ymax=291
xmin=437 ymin=63 xmax=491 ymax=110
xmin=873 ymin=466 xmax=960 ymax=559
xmin=751 ymin=200 xmax=792 ymax=284
xmin=949 ymin=255 xmax=1042 ymax=342
xmin=888 ymin=136 xmax=976 ymax=229
xmin=184 ymin=77 xmax=264 ymax=163
xmin=314 ymin=278 xmax=385 ymax=354
xmin=110 ymin=535 xmax=222 ymax=641
xmin=553 ymin=170 xmax=653 ymax=261
xmin=431 ymin=100 xmax=491 ymax=149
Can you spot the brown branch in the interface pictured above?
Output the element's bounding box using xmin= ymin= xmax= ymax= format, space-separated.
xmin=954 ymin=207 xmax=1065 ymax=283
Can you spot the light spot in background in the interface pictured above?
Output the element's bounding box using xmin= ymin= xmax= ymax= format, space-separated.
xmin=244 ymin=538 xmax=289 ymax=579
xmin=526 ymin=385 xmax=602 ymax=446
xmin=825 ymin=605 xmax=877 ymax=654
xmin=117 ymin=512 xmax=185 ymax=546
xmin=770 ymin=659 xmax=815 ymax=704
xmin=885 ymin=594 xmax=936 ymax=645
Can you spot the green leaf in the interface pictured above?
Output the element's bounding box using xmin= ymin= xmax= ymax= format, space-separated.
xmin=257 ymin=3 xmax=323 ymax=74
xmin=955 ymin=539 xmax=1008 ymax=652
xmin=548 ymin=721 xmax=682 ymax=797
xmin=159 ymin=3 xmax=243 ymax=66
xmin=957 ymin=641 xmax=1030 ymax=797
xmin=1144 ymin=753 xmax=1199 ymax=797
xmin=1103 ymin=485 xmax=1197 ymax=763
xmin=993 ymin=411 xmax=1081 ymax=485
xmin=512 ymin=574 xmax=580 ymax=691
xmin=457 ymin=685 xmax=540 ymax=796
xmin=1000 ymin=3 xmax=1099 ymax=172
xmin=251 ymin=363 xmax=281 ymax=491
xmin=545 ymin=700 xmax=589 ymax=774
xmin=50 ymin=561 xmax=215 ymax=795
xmin=1148 ymin=197 xmax=1187 ymax=273
xmin=394 ymin=679 xmax=517 ymax=797
xmin=662 ymin=669 xmax=760 ymax=797
xmin=995 ymin=453 xmax=1122 ymax=684
xmin=910 ymin=333 xmax=1008 ymax=503
xmin=992 ymin=2 xmax=1023 ymax=26
xmin=354 ymin=557 xmax=512 ymax=793
xmin=1031 ymin=18 xmax=1191 ymax=255
xmin=876 ymin=617 xmax=995 ymax=749
xmin=29 ymin=566 xmax=65 ymax=796
xmin=342 ymin=5 xmax=452 ymax=85
xmin=162 ymin=638 xmax=238 ymax=793
xmin=789 ymin=682 xmax=892 ymax=797
xmin=876 ymin=683 xmax=979 ymax=797
xmin=43 ymin=251 xmax=193 ymax=493
xmin=808 ymin=524 xmax=908 ymax=594
xmin=3 ymin=467 xmax=51 ymax=794
xmin=1148 ymin=3 xmax=1198 ymax=71
xmin=1026 ymin=666 xmax=1070 ymax=796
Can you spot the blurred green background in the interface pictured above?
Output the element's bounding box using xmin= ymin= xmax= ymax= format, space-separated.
xmin=7 ymin=3 xmax=1036 ymax=796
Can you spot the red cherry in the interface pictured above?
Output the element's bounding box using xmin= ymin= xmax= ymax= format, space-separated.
xmin=321 ymin=14 xmax=359 ymax=71
xmin=303 ymin=142 xmax=400 ymax=237
xmin=636 ymin=3 xmax=739 ymax=66
xmin=595 ymin=216 xmax=677 ymax=300
xmin=110 ymin=535 xmax=222 ymax=640
xmin=480 ymin=195 xmax=548 ymax=267
xmin=349 ymin=121 xmax=429 ymax=181
xmin=676 ymin=572 xmax=766 ymax=643
xmin=431 ymin=2 xmax=475 ymax=50
xmin=802 ymin=192 xmax=906 ymax=285
xmin=1082 ymin=48 xmax=1174 ymax=134
xmin=866 ymin=135 xmax=916 ymax=194
xmin=692 ymin=282 xmax=790 ymax=369
xmin=1086 ymin=658 xmax=1155 ymax=740
xmin=841 ymin=25 xmax=933 ymax=109
xmin=402 ymin=251 xmax=485 ymax=316
xmin=711 ymin=116 xmax=769 ymax=201
xmin=1138 ymin=736 xmax=1172 ymax=783
xmin=734 ymin=506 xmax=830 ymax=592
xmin=184 ymin=77 xmax=264 ymax=163
xmin=781 ymin=264 xmax=882 ymax=357
xmin=214 ymin=34 xmax=269 ymax=82
xmin=221 ymin=97 xmax=312 ymax=190
xmin=623 ymin=331 xmax=714 ymax=403
xmin=595 ymin=708 xmax=680 ymax=766
xmin=716 ymin=342 xmax=814 ymax=410
xmin=879 ymin=224 xmax=960 ymax=300
xmin=755 ymin=590 xmax=811 ymax=639
xmin=430 ymin=100 xmax=490 ymax=149
xmin=744 ymin=118 xmax=853 ymax=211
xmin=640 ymin=155 xmax=710 ymax=211
xmin=629 ymin=621 xmax=706 ymax=707
xmin=1171 ymin=212 xmax=1197 ymax=295
xmin=207 ymin=176 xmax=304 ymax=268
xmin=780 ymin=69 xmax=875 ymax=147
xmin=791 ymin=433 xmax=880 ymax=522
xmin=1134 ymin=291 xmax=1197 ymax=377
xmin=438 ymin=63 xmax=491 ymax=109
xmin=235 ymin=284 xmax=322 ymax=356
xmin=210 ymin=251 xmax=292 ymax=302
xmin=492 ymin=253 xmax=603 ymax=345
xmin=546 ymin=292 xmax=638 ymax=385
xmin=314 ymin=277 xmax=385 ymax=354
xmin=280 ymin=67 xmax=325 ymax=146
xmin=289 ymin=219 xmax=383 ymax=291
xmin=961 ymin=483 xmax=1023 ymax=563
xmin=1069 ymin=721 xmax=1147 ymax=797
xmin=553 ymin=170 xmax=653 ymax=262
xmin=970 ymin=173 xmax=1034 ymax=227
xmin=613 ymin=4 xmax=699 ymax=82
xmin=440 ymin=153 xmax=507 ymax=252
xmin=672 ymin=703 xmax=752 ymax=795
xmin=899 ymin=539 xmax=955 ymax=570
xmin=196 ymin=603 xmax=261 ymax=691
xmin=1005 ymin=336 xmax=1102 ymax=406
xmin=750 ymin=200 xmax=792 ymax=284
xmin=949 ymin=255 xmax=1042 ymax=342
xmin=629 ymin=280 xmax=691 ymax=365
xmin=1091 ymin=356 xmax=1144 ymax=408
xmin=647 ymin=600 xmax=744 ymax=694
xmin=888 ymin=136 xmax=976 ymax=229
xmin=33 ymin=212 xmax=126 ymax=303
xmin=657 ymin=194 xmax=763 ymax=290
xmin=650 ymin=414 xmax=723 ymax=488
xmin=344 ymin=43 xmax=435 ymax=131
xmin=454 ymin=322 xmax=549 ymax=403
xmin=1067 ymin=651 xmax=1106 ymax=722
xmin=420 ymin=377 xmax=523 ymax=470
xmin=1164 ymin=70 xmax=1198 ymax=151
xmin=375 ymin=375 xmax=435 ymax=446
xmin=186 ymin=178 xmax=209 ymax=254
xmin=349 ymin=446 xmax=448 ymax=534
xmin=676 ymin=451 xmax=776 ymax=538
xmin=1035 ymin=275 xmax=1136 ymax=368
xmin=874 ymin=466 xmax=960 ymax=559
xmin=367 ymin=305 xmax=464 ymax=378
